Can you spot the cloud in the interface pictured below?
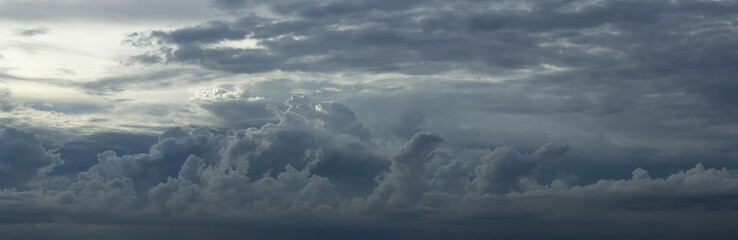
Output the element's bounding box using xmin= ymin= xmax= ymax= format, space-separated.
xmin=116 ymin=0 xmax=738 ymax=142
xmin=189 ymin=86 xmax=277 ymax=128
xmin=392 ymin=110 xmax=424 ymax=140
xmin=473 ymin=143 xmax=569 ymax=194
xmin=512 ymin=163 xmax=738 ymax=211
xmin=351 ymin=132 xmax=443 ymax=214
xmin=0 ymin=88 xmax=14 ymax=112
xmin=53 ymin=131 xmax=158 ymax=176
xmin=81 ymin=126 xmax=226 ymax=194
xmin=0 ymin=0 xmax=215 ymax=22
xmin=124 ymin=0 xmax=738 ymax=77
xmin=1 ymin=92 xmax=738 ymax=238
xmin=15 ymin=27 xmax=48 ymax=36
xmin=3 ymin=0 xmax=738 ymax=238
xmin=107 ymin=0 xmax=738 ymax=163
xmin=0 ymin=128 xmax=63 ymax=189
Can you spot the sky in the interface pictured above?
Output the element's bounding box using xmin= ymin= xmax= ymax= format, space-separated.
xmin=1 ymin=0 xmax=738 ymax=239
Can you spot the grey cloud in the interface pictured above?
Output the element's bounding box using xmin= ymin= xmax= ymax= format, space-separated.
xmin=16 ymin=27 xmax=48 ymax=36
xmin=4 ymin=0 xmax=738 ymax=237
xmin=112 ymin=0 xmax=738 ymax=168
xmin=313 ymin=101 xmax=372 ymax=141
xmin=80 ymin=127 xmax=226 ymax=195
xmin=66 ymin=172 xmax=139 ymax=214
xmin=285 ymin=95 xmax=314 ymax=114
xmin=221 ymin=96 xmax=386 ymax=195
xmin=119 ymin=0 xmax=738 ymax=134
xmin=186 ymin=91 xmax=384 ymax=196
xmin=190 ymin=87 xmax=277 ymax=128
xmin=0 ymin=128 xmax=63 ymax=189
xmin=355 ymin=132 xmax=443 ymax=214
xmin=148 ymin=155 xmax=339 ymax=216
xmin=392 ymin=110 xmax=424 ymax=140
xmin=283 ymin=95 xmax=373 ymax=141
xmin=512 ymin=163 xmax=738 ymax=211
xmin=99 ymin=0 xmax=738 ymax=161
xmin=79 ymin=68 xmax=224 ymax=94
xmin=0 ymin=0 xmax=215 ymax=22
xmin=24 ymin=101 xmax=107 ymax=115
xmin=157 ymin=21 xmax=250 ymax=45
xmin=1 ymin=93 xmax=738 ymax=238
xmin=75 ymin=96 xmax=385 ymax=215
xmin=124 ymin=53 xmax=164 ymax=65
xmin=128 ymin=0 xmax=734 ymax=74
xmin=473 ymin=143 xmax=569 ymax=194
xmin=125 ymin=1 xmax=548 ymax=73
xmin=0 ymin=88 xmax=14 ymax=112
xmin=54 ymin=132 xmax=157 ymax=176
xmin=21 ymin=95 xmax=387 ymax=214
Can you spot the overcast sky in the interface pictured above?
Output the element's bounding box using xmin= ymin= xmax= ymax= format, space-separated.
xmin=1 ymin=0 xmax=738 ymax=239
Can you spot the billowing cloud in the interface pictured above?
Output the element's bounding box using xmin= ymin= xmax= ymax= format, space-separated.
xmin=473 ymin=143 xmax=569 ymax=194
xmin=513 ymin=163 xmax=738 ymax=211
xmin=189 ymin=86 xmax=277 ymax=128
xmin=2 ymin=0 xmax=738 ymax=239
xmin=0 ymin=128 xmax=62 ymax=188
xmin=0 ymin=92 xmax=737 ymax=239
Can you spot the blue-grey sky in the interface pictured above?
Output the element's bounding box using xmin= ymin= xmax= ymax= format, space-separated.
xmin=1 ymin=0 xmax=738 ymax=239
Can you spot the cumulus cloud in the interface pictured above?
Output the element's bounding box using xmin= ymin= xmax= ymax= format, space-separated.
xmin=4 ymin=0 xmax=738 ymax=239
xmin=189 ymin=86 xmax=276 ymax=128
xmin=9 ymin=94 xmax=386 ymax=214
xmin=1 ymin=92 xmax=738 ymax=238
xmin=82 ymin=126 xmax=225 ymax=195
xmin=513 ymin=163 xmax=738 ymax=211
xmin=351 ymin=132 xmax=443 ymax=214
xmin=0 ymin=128 xmax=63 ymax=189
xmin=473 ymin=143 xmax=569 ymax=194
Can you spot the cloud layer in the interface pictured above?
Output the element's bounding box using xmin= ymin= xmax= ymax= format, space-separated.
xmin=2 ymin=92 xmax=738 ymax=239
xmin=2 ymin=0 xmax=738 ymax=239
